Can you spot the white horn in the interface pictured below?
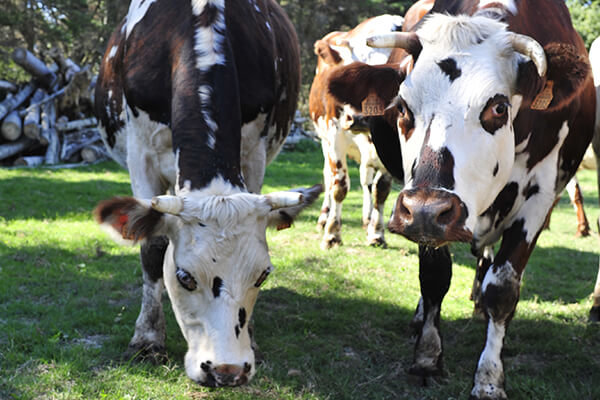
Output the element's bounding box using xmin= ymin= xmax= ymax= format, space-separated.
xmin=333 ymin=38 xmax=350 ymax=47
xmin=366 ymin=32 xmax=420 ymax=51
xmin=509 ymin=32 xmax=547 ymax=77
xmin=151 ymin=195 xmax=184 ymax=215
xmin=265 ymin=192 xmax=304 ymax=210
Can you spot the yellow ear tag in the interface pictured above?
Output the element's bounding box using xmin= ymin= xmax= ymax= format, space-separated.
xmin=531 ymin=80 xmax=554 ymax=110
xmin=361 ymin=92 xmax=386 ymax=116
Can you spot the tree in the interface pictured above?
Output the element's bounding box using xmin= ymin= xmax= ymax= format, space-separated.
xmin=567 ymin=0 xmax=600 ymax=49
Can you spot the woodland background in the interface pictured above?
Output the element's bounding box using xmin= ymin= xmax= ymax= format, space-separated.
xmin=0 ymin=0 xmax=599 ymax=109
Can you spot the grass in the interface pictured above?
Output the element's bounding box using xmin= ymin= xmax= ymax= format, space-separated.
xmin=0 ymin=142 xmax=599 ymax=400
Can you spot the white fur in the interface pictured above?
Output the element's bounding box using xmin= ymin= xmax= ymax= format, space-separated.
xmin=479 ymin=0 xmax=518 ymax=15
xmin=125 ymin=0 xmax=158 ymax=39
xmin=472 ymin=318 xmax=507 ymax=398
xmin=108 ymin=45 xmax=118 ymax=60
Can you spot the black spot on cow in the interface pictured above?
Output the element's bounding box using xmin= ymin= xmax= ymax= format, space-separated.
xmin=437 ymin=58 xmax=462 ymax=82
xmin=481 ymin=182 xmax=518 ymax=229
xmin=411 ymin=159 xmax=417 ymax=179
xmin=198 ymin=222 xmax=206 ymax=227
xmin=235 ymin=325 xmax=240 ymax=338
xmin=493 ymin=162 xmax=499 ymax=177
xmin=201 ymin=362 xmax=211 ymax=372
xmin=238 ymin=307 xmax=247 ymax=328
xmin=212 ymin=276 xmax=223 ymax=298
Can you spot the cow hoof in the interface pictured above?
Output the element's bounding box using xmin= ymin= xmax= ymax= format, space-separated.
xmin=321 ymin=236 xmax=342 ymax=249
xmin=408 ymin=364 xmax=443 ymax=378
xmin=575 ymin=226 xmax=590 ymax=237
xmin=124 ymin=343 xmax=167 ymax=364
xmin=472 ymin=303 xmax=486 ymax=320
xmin=469 ymin=387 xmax=508 ymax=400
xmin=368 ymin=237 xmax=387 ymax=248
xmin=589 ymin=306 xmax=600 ymax=322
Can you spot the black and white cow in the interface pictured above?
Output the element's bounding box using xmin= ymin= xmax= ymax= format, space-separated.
xmin=328 ymin=0 xmax=596 ymax=398
xmin=93 ymin=0 xmax=321 ymax=387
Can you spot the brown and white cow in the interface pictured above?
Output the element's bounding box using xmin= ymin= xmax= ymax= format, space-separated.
xmin=329 ymin=0 xmax=596 ymax=398
xmin=309 ymin=15 xmax=404 ymax=249
xmin=93 ymin=0 xmax=321 ymax=387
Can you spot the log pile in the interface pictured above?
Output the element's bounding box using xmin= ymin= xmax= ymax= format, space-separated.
xmin=0 ymin=47 xmax=108 ymax=167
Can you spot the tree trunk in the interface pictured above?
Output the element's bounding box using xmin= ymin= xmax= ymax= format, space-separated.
xmin=12 ymin=48 xmax=59 ymax=90
xmin=40 ymin=100 xmax=56 ymax=146
xmin=1 ymin=110 xmax=23 ymax=141
xmin=0 ymin=137 xmax=34 ymax=160
xmin=60 ymin=129 xmax=100 ymax=161
xmin=56 ymin=117 xmax=97 ymax=132
xmin=14 ymin=155 xmax=45 ymax=167
xmin=0 ymin=81 xmax=18 ymax=93
xmin=23 ymin=88 xmax=46 ymax=141
xmin=0 ymin=82 xmax=36 ymax=120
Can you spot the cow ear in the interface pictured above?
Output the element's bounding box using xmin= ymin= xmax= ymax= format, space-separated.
xmin=517 ymin=43 xmax=591 ymax=112
xmin=314 ymin=39 xmax=342 ymax=66
xmin=328 ymin=62 xmax=406 ymax=112
xmin=94 ymin=197 xmax=166 ymax=244
xmin=266 ymin=184 xmax=323 ymax=230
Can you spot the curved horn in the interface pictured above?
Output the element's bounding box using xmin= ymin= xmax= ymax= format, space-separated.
xmin=151 ymin=195 xmax=184 ymax=215
xmin=509 ymin=32 xmax=547 ymax=77
xmin=367 ymin=32 xmax=421 ymax=53
xmin=265 ymin=192 xmax=304 ymax=210
xmin=332 ymin=38 xmax=350 ymax=47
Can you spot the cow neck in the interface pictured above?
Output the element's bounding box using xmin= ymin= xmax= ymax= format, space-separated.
xmin=173 ymin=0 xmax=244 ymax=192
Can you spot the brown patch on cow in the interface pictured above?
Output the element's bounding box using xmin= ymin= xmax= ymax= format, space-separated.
xmin=403 ymin=0 xmax=434 ymax=32
xmin=333 ymin=178 xmax=348 ymax=202
xmin=413 ymin=145 xmax=456 ymax=190
xmin=196 ymin=3 xmax=219 ymax=27
xmin=479 ymin=94 xmax=510 ymax=134
xmin=328 ymin=62 xmax=405 ymax=112
xmin=314 ymin=39 xmax=343 ymax=66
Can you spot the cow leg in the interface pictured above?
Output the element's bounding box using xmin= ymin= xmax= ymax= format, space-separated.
xmin=127 ymin=236 xmax=169 ymax=361
xmin=317 ymin=140 xmax=332 ymax=231
xmin=410 ymin=245 xmax=452 ymax=378
xmin=565 ymin=177 xmax=590 ymax=237
xmin=125 ymin=131 xmax=170 ymax=361
xmin=588 ymin=127 xmax=600 ymax=321
xmin=321 ymin=126 xmax=349 ymax=249
xmin=358 ymin=158 xmax=375 ymax=228
xmin=470 ymin=246 xmax=494 ymax=318
xmin=470 ymin=219 xmax=542 ymax=400
xmin=367 ymin=170 xmax=392 ymax=247
xmin=240 ymin=118 xmax=268 ymax=194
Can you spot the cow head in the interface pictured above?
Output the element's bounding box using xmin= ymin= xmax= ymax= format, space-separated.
xmin=366 ymin=13 xmax=590 ymax=247
xmin=95 ymin=180 xmax=322 ymax=386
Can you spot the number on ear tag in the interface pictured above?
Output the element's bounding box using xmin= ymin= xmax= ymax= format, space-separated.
xmin=361 ymin=92 xmax=385 ymax=116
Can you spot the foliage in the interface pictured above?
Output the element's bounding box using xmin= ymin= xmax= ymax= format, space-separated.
xmin=0 ymin=152 xmax=599 ymax=399
xmin=567 ymin=0 xmax=600 ymax=48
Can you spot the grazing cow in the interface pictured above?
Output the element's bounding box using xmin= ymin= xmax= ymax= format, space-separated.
xmin=329 ymin=0 xmax=596 ymax=398
xmin=309 ymin=15 xmax=404 ymax=249
xmin=93 ymin=0 xmax=321 ymax=387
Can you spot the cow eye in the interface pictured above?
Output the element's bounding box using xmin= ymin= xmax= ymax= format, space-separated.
xmin=492 ymin=103 xmax=508 ymax=117
xmin=176 ymin=267 xmax=197 ymax=291
xmin=396 ymin=99 xmax=406 ymax=116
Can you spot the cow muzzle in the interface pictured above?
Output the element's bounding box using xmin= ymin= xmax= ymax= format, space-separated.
xmin=389 ymin=188 xmax=472 ymax=247
xmin=198 ymin=361 xmax=252 ymax=387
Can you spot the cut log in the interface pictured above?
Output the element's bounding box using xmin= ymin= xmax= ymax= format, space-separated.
xmin=1 ymin=110 xmax=23 ymax=141
xmin=0 ymin=137 xmax=34 ymax=160
xmin=14 ymin=155 xmax=44 ymax=167
xmin=0 ymin=82 xmax=36 ymax=120
xmin=81 ymin=142 xmax=109 ymax=163
xmin=0 ymin=80 xmax=18 ymax=93
xmin=12 ymin=48 xmax=58 ymax=90
xmin=40 ymin=100 xmax=56 ymax=146
xmin=44 ymin=127 xmax=60 ymax=165
xmin=60 ymin=128 xmax=101 ymax=161
xmin=48 ymin=47 xmax=81 ymax=83
xmin=23 ymin=88 xmax=46 ymax=140
xmin=56 ymin=117 xmax=97 ymax=132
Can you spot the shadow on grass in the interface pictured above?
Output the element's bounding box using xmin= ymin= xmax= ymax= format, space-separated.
xmin=2 ymin=239 xmax=600 ymax=400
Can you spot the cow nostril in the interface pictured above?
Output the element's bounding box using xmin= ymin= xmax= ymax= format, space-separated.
xmin=399 ymin=195 xmax=413 ymax=218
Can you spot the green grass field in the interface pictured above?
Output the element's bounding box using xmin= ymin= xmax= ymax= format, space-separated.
xmin=1 ymin=143 xmax=599 ymax=400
